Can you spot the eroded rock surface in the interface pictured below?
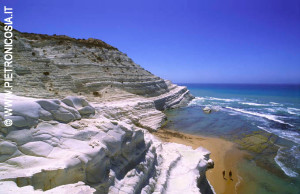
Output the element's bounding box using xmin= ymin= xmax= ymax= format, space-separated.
xmin=0 ymin=95 xmax=213 ymax=193
xmin=0 ymin=23 xmax=213 ymax=193
xmin=0 ymin=22 xmax=193 ymax=110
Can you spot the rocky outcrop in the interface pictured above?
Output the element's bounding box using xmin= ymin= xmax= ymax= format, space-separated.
xmin=203 ymin=107 xmax=212 ymax=114
xmin=0 ymin=23 xmax=212 ymax=193
xmin=0 ymin=95 xmax=213 ymax=193
xmin=0 ymin=23 xmax=193 ymax=110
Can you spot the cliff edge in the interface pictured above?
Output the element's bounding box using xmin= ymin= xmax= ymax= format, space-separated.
xmin=0 ymin=24 xmax=214 ymax=194
xmin=0 ymin=23 xmax=193 ymax=110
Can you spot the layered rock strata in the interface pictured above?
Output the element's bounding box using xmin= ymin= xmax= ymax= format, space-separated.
xmin=0 ymin=23 xmax=213 ymax=194
xmin=0 ymin=22 xmax=193 ymax=111
xmin=0 ymin=94 xmax=214 ymax=194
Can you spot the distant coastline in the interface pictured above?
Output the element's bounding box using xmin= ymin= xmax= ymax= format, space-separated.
xmin=163 ymin=83 xmax=300 ymax=193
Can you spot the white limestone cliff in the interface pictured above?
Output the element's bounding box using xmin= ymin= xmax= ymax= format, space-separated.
xmin=0 ymin=94 xmax=214 ymax=194
xmin=0 ymin=23 xmax=214 ymax=193
xmin=0 ymin=23 xmax=194 ymax=109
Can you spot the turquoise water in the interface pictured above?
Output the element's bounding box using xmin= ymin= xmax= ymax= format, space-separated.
xmin=165 ymin=84 xmax=300 ymax=193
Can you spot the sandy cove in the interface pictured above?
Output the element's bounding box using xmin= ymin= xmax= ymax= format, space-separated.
xmin=153 ymin=128 xmax=249 ymax=194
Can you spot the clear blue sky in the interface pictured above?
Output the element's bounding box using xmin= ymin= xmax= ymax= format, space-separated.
xmin=2 ymin=0 xmax=300 ymax=84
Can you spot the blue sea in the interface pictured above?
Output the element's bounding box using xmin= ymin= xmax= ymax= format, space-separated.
xmin=164 ymin=84 xmax=300 ymax=193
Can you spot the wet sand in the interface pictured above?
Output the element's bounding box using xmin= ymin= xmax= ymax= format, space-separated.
xmin=153 ymin=128 xmax=248 ymax=194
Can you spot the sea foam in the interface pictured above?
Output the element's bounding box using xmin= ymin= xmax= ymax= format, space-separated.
xmin=287 ymin=107 xmax=300 ymax=115
xmin=257 ymin=126 xmax=300 ymax=145
xmin=188 ymin=97 xmax=205 ymax=106
xmin=274 ymin=146 xmax=299 ymax=178
xmin=239 ymin=102 xmax=268 ymax=106
xmin=225 ymin=107 xmax=293 ymax=126
xmin=188 ymin=96 xmax=239 ymax=106
xmin=208 ymin=97 xmax=239 ymax=102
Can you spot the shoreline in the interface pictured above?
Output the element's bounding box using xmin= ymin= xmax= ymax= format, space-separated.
xmin=153 ymin=128 xmax=249 ymax=194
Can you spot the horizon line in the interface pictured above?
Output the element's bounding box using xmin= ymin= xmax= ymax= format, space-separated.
xmin=175 ymin=82 xmax=300 ymax=85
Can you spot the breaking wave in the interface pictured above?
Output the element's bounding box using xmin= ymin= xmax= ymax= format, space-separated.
xmin=239 ymin=102 xmax=268 ymax=106
xmin=188 ymin=96 xmax=240 ymax=106
xmin=225 ymin=107 xmax=293 ymax=126
xmin=270 ymin=102 xmax=281 ymax=106
xmin=287 ymin=107 xmax=300 ymax=115
xmin=274 ymin=146 xmax=299 ymax=177
xmin=188 ymin=97 xmax=206 ymax=106
xmin=208 ymin=97 xmax=240 ymax=102
xmin=188 ymin=96 xmax=298 ymax=127
xmin=257 ymin=126 xmax=300 ymax=145
xmin=257 ymin=126 xmax=300 ymax=178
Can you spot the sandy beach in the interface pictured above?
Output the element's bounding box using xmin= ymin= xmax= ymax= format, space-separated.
xmin=153 ymin=128 xmax=248 ymax=194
